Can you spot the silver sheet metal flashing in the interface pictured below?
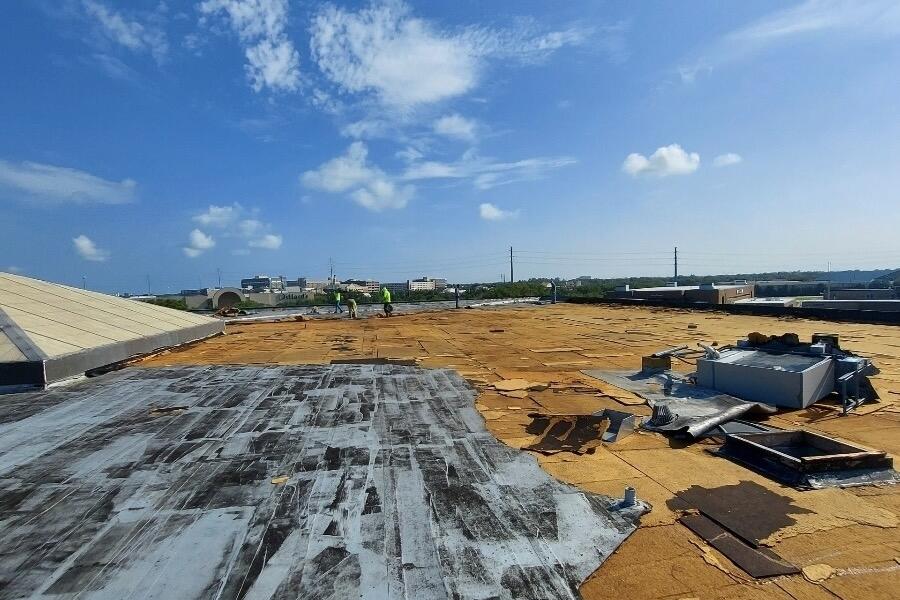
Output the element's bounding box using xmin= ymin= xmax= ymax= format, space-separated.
xmin=582 ymin=369 xmax=777 ymax=438
xmin=0 ymin=305 xmax=224 ymax=389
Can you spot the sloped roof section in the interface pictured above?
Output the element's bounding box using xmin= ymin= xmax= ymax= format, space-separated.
xmin=0 ymin=272 xmax=224 ymax=388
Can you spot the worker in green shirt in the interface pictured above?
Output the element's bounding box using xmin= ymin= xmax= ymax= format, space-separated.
xmin=332 ymin=290 xmax=343 ymax=314
xmin=347 ymin=297 xmax=358 ymax=319
xmin=381 ymin=286 xmax=393 ymax=317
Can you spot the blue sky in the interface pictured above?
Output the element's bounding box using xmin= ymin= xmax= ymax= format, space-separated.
xmin=2 ymin=0 xmax=899 ymax=293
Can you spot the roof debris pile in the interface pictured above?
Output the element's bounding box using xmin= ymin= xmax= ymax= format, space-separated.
xmin=524 ymin=408 xmax=639 ymax=454
xmin=581 ymin=368 xmax=776 ymax=438
xmin=672 ymin=481 xmax=806 ymax=578
xmin=0 ymin=363 xmax=646 ymax=599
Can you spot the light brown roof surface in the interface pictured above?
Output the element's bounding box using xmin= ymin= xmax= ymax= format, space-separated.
xmin=141 ymin=303 xmax=900 ymax=599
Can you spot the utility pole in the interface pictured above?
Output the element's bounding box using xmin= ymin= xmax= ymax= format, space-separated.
xmin=147 ymin=275 xmax=151 ymax=295
xmin=674 ymin=246 xmax=678 ymax=285
xmin=217 ymin=267 xmax=222 ymax=288
xmin=509 ymin=246 xmax=514 ymax=283
xmin=82 ymin=275 xmax=86 ymax=290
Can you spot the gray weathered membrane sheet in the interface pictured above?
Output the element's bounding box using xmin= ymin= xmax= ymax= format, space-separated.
xmin=0 ymin=364 xmax=644 ymax=599
xmin=582 ymin=369 xmax=776 ymax=438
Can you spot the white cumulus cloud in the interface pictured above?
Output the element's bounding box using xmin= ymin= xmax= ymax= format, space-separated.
xmin=81 ymin=0 xmax=167 ymax=63
xmin=200 ymin=0 xmax=300 ymax=92
xmin=193 ymin=203 xmax=240 ymax=227
xmin=248 ymin=233 xmax=283 ymax=249
xmin=73 ymin=234 xmax=110 ymax=262
xmin=479 ymin=203 xmax=518 ymax=221
xmin=183 ymin=228 xmax=215 ymax=258
xmin=309 ymin=1 xmax=589 ymax=109
xmin=302 ymin=144 xmax=575 ymax=211
xmin=713 ymin=153 xmax=743 ymax=167
xmin=237 ymin=218 xmax=263 ymax=236
xmin=186 ymin=204 xmax=283 ymax=255
xmin=402 ymin=152 xmax=576 ymax=190
xmin=433 ymin=114 xmax=477 ymax=142
xmin=622 ymin=144 xmax=700 ymax=177
xmin=0 ymin=159 xmax=136 ymax=205
xmin=301 ymin=142 xmax=414 ymax=211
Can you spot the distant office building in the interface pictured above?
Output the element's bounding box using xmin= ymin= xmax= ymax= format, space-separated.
xmin=754 ymin=280 xmax=828 ymax=297
xmin=342 ymin=279 xmax=380 ymax=293
xmin=240 ymin=275 xmax=285 ymax=291
xmin=801 ymin=299 xmax=900 ymax=312
xmin=304 ymin=280 xmax=328 ymax=292
xmin=412 ymin=276 xmax=446 ymax=290
xmin=735 ymin=297 xmax=801 ymax=307
xmin=610 ymin=283 xmax=753 ymax=305
xmin=829 ymin=288 xmax=896 ymax=300
xmin=408 ymin=279 xmax=436 ymax=292
xmin=284 ymin=277 xmax=307 ymax=289
xmin=383 ymin=282 xmax=409 ymax=295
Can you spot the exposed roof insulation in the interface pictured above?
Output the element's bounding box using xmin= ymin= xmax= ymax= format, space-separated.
xmin=139 ymin=303 xmax=900 ymax=599
xmin=0 ymin=272 xmax=224 ymax=387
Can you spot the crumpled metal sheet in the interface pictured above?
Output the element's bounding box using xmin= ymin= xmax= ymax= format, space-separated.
xmin=582 ymin=369 xmax=776 ymax=438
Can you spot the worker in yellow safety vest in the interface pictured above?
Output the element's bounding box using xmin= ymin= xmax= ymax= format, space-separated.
xmin=332 ymin=290 xmax=343 ymax=314
xmin=381 ymin=287 xmax=393 ymax=317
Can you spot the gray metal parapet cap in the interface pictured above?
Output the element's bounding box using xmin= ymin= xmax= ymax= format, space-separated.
xmin=1 ymin=318 xmax=224 ymax=388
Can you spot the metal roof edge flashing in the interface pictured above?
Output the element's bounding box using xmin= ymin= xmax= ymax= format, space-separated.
xmin=41 ymin=320 xmax=224 ymax=385
xmin=0 ymin=306 xmax=48 ymax=362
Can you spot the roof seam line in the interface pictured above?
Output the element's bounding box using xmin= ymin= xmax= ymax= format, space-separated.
xmin=0 ymin=306 xmax=48 ymax=362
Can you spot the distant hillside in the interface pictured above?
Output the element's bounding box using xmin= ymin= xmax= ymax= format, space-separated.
xmin=872 ymin=269 xmax=900 ymax=283
xmin=826 ymin=269 xmax=898 ymax=283
xmin=526 ymin=267 xmax=900 ymax=299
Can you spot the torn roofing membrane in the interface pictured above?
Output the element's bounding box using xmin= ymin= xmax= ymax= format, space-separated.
xmin=582 ymin=369 xmax=776 ymax=437
xmin=0 ymin=364 xmax=645 ymax=599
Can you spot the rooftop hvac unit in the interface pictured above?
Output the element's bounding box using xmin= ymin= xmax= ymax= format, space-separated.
xmin=697 ymin=349 xmax=834 ymax=408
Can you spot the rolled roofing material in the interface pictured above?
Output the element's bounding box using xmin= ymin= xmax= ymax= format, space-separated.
xmin=0 ymin=272 xmax=224 ymax=388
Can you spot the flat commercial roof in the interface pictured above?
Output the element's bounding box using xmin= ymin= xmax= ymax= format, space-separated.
xmin=138 ymin=303 xmax=900 ymax=600
xmin=0 ymin=272 xmax=224 ymax=387
xmin=629 ymin=284 xmax=748 ymax=292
